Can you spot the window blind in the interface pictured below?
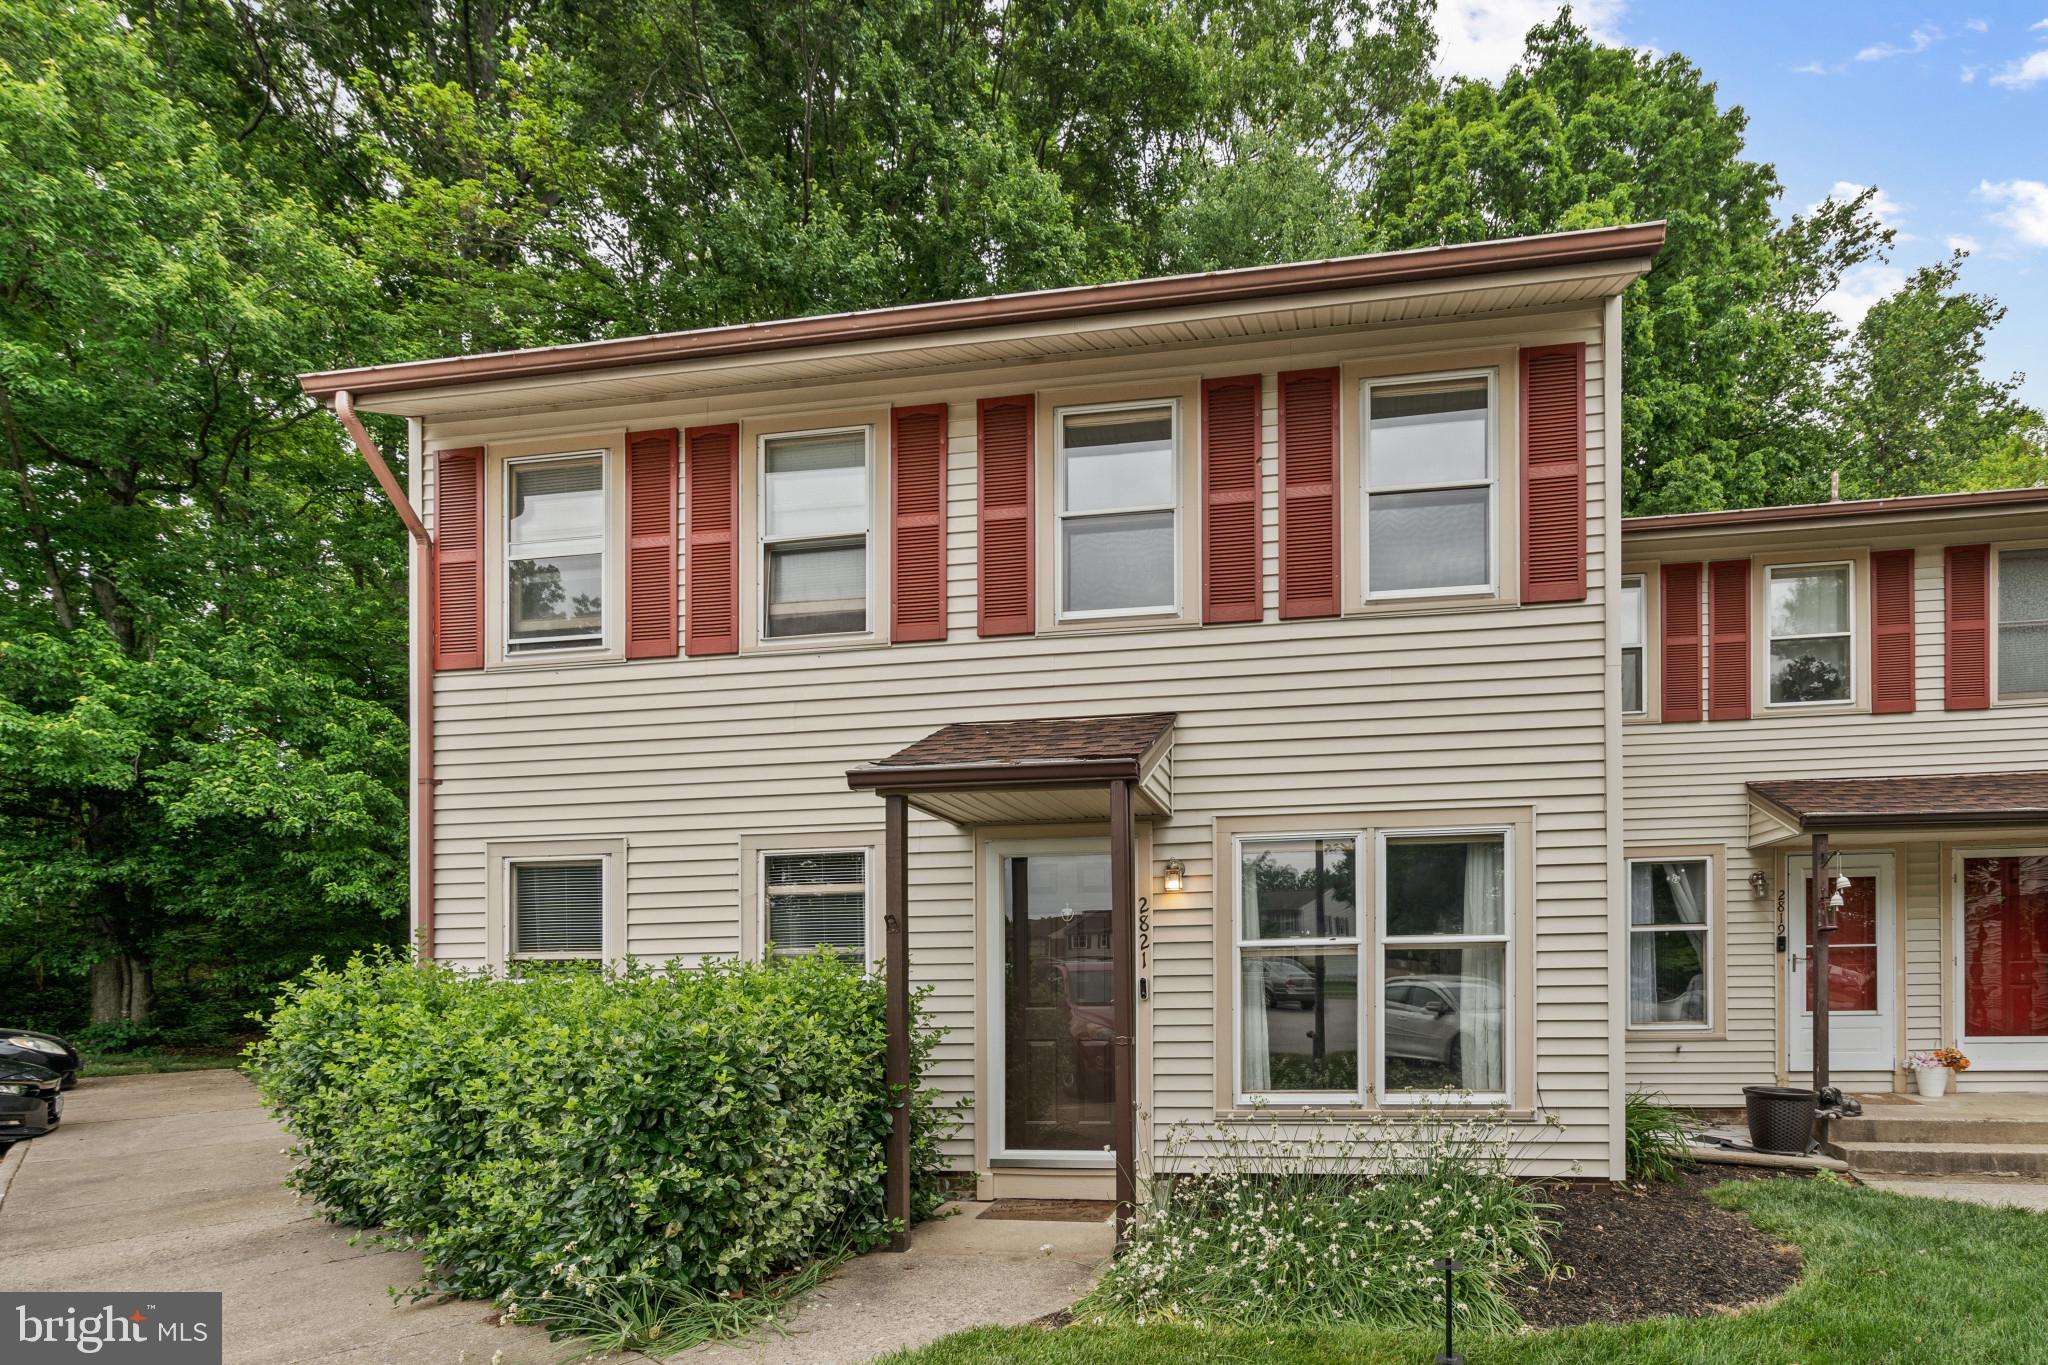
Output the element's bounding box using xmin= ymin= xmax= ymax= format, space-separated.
xmin=513 ymin=861 xmax=604 ymax=955
xmin=765 ymin=851 xmax=866 ymax=956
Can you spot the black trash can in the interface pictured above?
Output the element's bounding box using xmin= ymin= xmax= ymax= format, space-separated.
xmin=1743 ymin=1085 xmax=1818 ymax=1155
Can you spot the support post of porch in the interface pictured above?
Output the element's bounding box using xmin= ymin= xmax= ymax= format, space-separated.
xmin=1811 ymin=831 xmax=1832 ymax=1098
xmin=1108 ymin=777 xmax=1138 ymax=1247
xmin=884 ymin=793 xmax=913 ymax=1252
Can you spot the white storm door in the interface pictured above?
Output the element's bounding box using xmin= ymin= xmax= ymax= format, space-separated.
xmin=1787 ymin=852 xmax=1896 ymax=1074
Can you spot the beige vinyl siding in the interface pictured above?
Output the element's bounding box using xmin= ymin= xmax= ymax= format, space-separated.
xmin=1624 ymin=538 xmax=2048 ymax=1104
xmin=420 ymin=310 xmax=1620 ymax=1176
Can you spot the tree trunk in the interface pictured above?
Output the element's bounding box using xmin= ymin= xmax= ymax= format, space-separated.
xmin=89 ymin=952 xmax=154 ymax=1025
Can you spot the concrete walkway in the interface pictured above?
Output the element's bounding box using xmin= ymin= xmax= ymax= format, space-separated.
xmin=1860 ymin=1176 xmax=2048 ymax=1211
xmin=0 ymin=1070 xmax=1109 ymax=1365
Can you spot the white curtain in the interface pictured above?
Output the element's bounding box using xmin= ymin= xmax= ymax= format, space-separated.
xmin=1459 ymin=946 xmax=1506 ymax=1092
xmin=1629 ymin=862 xmax=1705 ymax=1025
xmin=1240 ymin=954 xmax=1271 ymax=1092
xmin=1463 ymin=840 xmax=1506 ymax=934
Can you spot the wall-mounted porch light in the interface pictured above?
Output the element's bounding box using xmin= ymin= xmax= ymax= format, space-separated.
xmin=1748 ymin=870 xmax=1770 ymax=900
xmin=1160 ymin=859 xmax=1185 ymax=894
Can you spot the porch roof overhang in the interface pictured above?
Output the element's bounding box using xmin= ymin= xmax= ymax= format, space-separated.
xmin=846 ymin=713 xmax=1175 ymax=826
xmin=1747 ymin=772 xmax=2048 ymax=847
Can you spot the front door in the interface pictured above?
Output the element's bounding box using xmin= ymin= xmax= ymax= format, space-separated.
xmin=1788 ymin=851 xmax=1896 ymax=1075
xmin=991 ymin=842 xmax=1116 ymax=1159
xmin=1954 ymin=849 xmax=2048 ymax=1071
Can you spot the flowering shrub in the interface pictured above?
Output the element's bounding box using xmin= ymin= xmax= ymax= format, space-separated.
xmin=1910 ymin=1047 xmax=1971 ymax=1071
xmin=247 ymin=950 xmax=958 ymax=1317
xmin=1081 ymin=1108 xmax=1555 ymax=1331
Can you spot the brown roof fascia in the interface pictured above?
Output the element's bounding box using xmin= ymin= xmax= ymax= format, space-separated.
xmin=1624 ymin=487 xmax=2048 ymax=537
xmin=301 ymin=223 xmax=1667 ymax=402
xmin=846 ymin=758 xmax=1142 ymax=794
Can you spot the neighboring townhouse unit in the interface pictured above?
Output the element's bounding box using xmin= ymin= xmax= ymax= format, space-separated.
xmin=1621 ymin=491 xmax=2048 ymax=1105
xmin=300 ymin=221 xmax=2042 ymax=1221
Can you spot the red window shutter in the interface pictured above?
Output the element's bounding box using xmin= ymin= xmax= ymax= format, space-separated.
xmin=1871 ymin=548 xmax=1917 ymax=714
xmin=1945 ymin=543 xmax=1992 ymax=710
xmin=1277 ymin=368 xmax=1340 ymax=619
xmin=1661 ymin=562 xmax=1703 ymax=723
xmin=431 ymin=447 xmax=485 ymax=671
xmin=683 ymin=423 xmax=740 ymax=657
xmin=976 ymin=395 xmax=1035 ymax=637
xmin=624 ymin=428 xmax=679 ymax=659
xmin=891 ymin=404 xmax=950 ymax=643
xmin=1706 ymin=559 xmax=1750 ymax=721
xmin=1202 ymin=374 xmax=1263 ymax=624
xmin=1520 ymin=344 xmax=1587 ymax=603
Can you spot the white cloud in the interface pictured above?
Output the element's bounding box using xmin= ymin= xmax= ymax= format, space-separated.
xmin=2035 ymin=17 xmax=2048 ymax=31
xmin=1856 ymin=25 xmax=1941 ymax=61
xmin=1794 ymin=59 xmax=1834 ymax=76
xmin=1432 ymin=0 xmax=1631 ymax=81
xmin=1962 ymin=64 xmax=1982 ymax=82
xmin=1989 ymin=48 xmax=2048 ymax=87
xmin=1823 ymin=264 xmax=1907 ymax=330
xmin=1816 ymin=182 xmax=1912 ymax=239
xmin=1965 ymin=17 xmax=1990 ymax=33
xmin=1979 ymin=179 xmax=2048 ymax=247
xmin=1947 ymin=234 xmax=1983 ymax=253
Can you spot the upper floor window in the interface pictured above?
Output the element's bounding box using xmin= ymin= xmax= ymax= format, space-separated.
xmin=511 ymin=858 xmax=605 ymax=959
xmin=1056 ymin=402 xmax=1178 ymax=617
xmin=1621 ymin=574 xmax=1647 ymax=714
xmin=761 ymin=429 xmax=870 ymax=639
xmin=1767 ymin=562 xmax=1853 ymax=705
xmin=507 ymin=455 xmax=607 ymax=653
xmin=1363 ymin=374 xmax=1495 ymax=598
xmin=762 ymin=849 xmax=869 ymax=958
xmin=1999 ymin=549 xmax=2048 ymax=700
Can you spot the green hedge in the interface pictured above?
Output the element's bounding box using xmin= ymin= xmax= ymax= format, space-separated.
xmin=247 ymin=950 xmax=955 ymax=1308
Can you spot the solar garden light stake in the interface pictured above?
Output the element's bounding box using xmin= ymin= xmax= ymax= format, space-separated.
xmin=1434 ymin=1256 xmax=1462 ymax=1365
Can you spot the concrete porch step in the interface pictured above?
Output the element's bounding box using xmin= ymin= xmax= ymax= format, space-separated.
xmin=1824 ymin=1139 xmax=2048 ymax=1177
xmin=1830 ymin=1115 xmax=2048 ymax=1145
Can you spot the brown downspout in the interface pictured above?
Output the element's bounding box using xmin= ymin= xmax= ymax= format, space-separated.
xmin=332 ymin=391 xmax=437 ymax=961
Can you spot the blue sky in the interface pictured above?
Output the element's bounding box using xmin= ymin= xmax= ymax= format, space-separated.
xmin=1434 ymin=2 xmax=2048 ymax=408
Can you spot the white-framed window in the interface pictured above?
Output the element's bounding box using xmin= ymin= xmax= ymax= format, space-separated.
xmin=1766 ymin=561 xmax=1854 ymax=705
xmin=1235 ymin=834 xmax=1363 ymax=1103
xmin=1362 ymin=371 xmax=1496 ymax=598
xmin=1627 ymin=857 xmax=1711 ymax=1029
xmin=506 ymin=453 xmax=608 ymax=653
xmin=1621 ymin=573 xmax=1647 ymax=714
xmin=1054 ymin=400 xmax=1179 ymax=618
xmin=760 ymin=427 xmax=871 ymax=639
xmin=1379 ymin=831 xmax=1509 ymax=1100
xmin=509 ymin=857 xmax=605 ymax=959
xmin=761 ymin=849 xmax=870 ymax=959
xmin=1998 ymin=548 xmax=2048 ymax=701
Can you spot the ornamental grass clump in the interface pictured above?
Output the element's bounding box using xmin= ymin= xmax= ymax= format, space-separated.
xmin=247 ymin=949 xmax=957 ymax=1328
xmin=1081 ymin=1108 xmax=1555 ymax=1332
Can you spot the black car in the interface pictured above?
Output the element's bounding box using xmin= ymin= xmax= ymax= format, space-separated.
xmin=0 ymin=1058 xmax=62 ymax=1143
xmin=1 ymin=1029 xmax=79 ymax=1089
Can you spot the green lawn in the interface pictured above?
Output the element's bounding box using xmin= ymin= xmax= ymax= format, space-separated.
xmin=880 ymin=1178 xmax=2048 ymax=1364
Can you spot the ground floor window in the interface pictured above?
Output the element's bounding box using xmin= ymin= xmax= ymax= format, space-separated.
xmin=1628 ymin=857 xmax=1711 ymax=1028
xmin=511 ymin=859 xmax=605 ymax=958
xmin=1232 ymin=823 xmax=1516 ymax=1105
xmin=762 ymin=849 xmax=869 ymax=959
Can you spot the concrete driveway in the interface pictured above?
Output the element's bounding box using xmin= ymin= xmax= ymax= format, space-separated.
xmin=0 ymin=1070 xmax=557 ymax=1364
xmin=0 ymin=1069 xmax=1109 ymax=1364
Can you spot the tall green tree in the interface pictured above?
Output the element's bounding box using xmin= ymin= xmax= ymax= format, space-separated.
xmin=0 ymin=0 xmax=406 ymax=1026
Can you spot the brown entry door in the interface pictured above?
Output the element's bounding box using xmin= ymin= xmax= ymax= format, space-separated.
xmin=1002 ymin=851 xmax=1115 ymax=1154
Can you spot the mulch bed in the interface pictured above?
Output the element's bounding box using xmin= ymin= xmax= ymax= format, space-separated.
xmin=1508 ymin=1166 xmax=1803 ymax=1328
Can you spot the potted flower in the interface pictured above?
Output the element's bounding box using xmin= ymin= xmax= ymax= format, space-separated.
xmin=1908 ymin=1047 xmax=1970 ymax=1097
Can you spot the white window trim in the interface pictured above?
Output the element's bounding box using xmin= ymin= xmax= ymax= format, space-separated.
xmin=1232 ymin=831 xmax=1365 ymax=1108
xmin=504 ymin=451 xmax=611 ymax=657
xmin=1360 ymin=369 xmax=1499 ymax=602
xmin=739 ymin=829 xmax=885 ymax=966
xmin=1995 ymin=547 xmax=2048 ymax=703
xmin=1624 ymin=854 xmax=1714 ymax=1033
xmin=484 ymin=838 xmax=627 ymax=970
xmin=1621 ymin=573 xmax=1648 ymax=716
xmin=756 ymin=424 xmax=876 ymax=643
xmin=1374 ymin=826 xmax=1514 ymax=1106
xmin=1052 ymin=397 xmax=1183 ymax=622
xmin=757 ymin=845 xmax=877 ymax=966
xmin=1764 ymin=560 xmax=1856 ymax=708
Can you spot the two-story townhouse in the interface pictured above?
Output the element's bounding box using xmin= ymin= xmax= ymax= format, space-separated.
xmin=302 ymin=222 xmax=1662 ymax=1231
xmin=1620 ymin=491 xmax=2048 ymax=1107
